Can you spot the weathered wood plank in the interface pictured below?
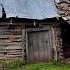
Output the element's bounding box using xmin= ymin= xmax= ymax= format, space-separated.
xmin=0 ymin=42 xmax=22 ymax=45
xmin=0 ymin=55 xmax=22 ymax=59
xmin=0 ymin=26 xmax=22 ymax=59
xmin=3 ymin=46 xmax=22 ymax=50
xmin=1 ymin=50 xmax=22 ymax=52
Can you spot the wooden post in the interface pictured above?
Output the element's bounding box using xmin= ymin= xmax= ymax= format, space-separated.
xmin=51 ymin=27 xmax=58 ymax=61
xmin=25 ymin=29 xmax=29 ymax=63
xmin=22 ymin=29 xmax=26 ymax=61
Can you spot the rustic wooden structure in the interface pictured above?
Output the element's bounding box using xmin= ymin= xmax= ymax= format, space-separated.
xmin=0 ymin=0 xmax=64 ymax=63
xmin=0 ymin=18 xmax=63 ymax=63
xmin=0 ymin=0 xmax=70 ymax=63
xmin=57 ymin=0 xmax=70 ymax=62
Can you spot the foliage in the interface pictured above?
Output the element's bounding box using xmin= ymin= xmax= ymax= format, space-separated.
xmin=0 ymin=60 xmax=70 ymax=70
xmin=0 ymin=59 xmax=25 ymax=70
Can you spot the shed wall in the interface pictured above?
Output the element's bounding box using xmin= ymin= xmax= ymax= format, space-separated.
xmin=0 ymin=25 xmax=25 ymax=59
xmin=0 ymin=22 xmax=63 ymax=62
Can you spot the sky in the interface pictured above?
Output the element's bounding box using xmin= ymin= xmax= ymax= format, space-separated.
xmin=0 ymin=0 xmax=59 ymax=19
xmin=55 ymin=0 xmax=59 ymax=3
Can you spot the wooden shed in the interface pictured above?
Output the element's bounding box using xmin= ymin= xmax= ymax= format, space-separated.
xmin=0 ymin=18 xmax=63 ymax=63
xmin=0 ymin=0 xmax=64 ymax=63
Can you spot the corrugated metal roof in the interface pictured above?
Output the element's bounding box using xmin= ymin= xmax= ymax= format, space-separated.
xmin=0 ymin=0 xmax=59 ymax=20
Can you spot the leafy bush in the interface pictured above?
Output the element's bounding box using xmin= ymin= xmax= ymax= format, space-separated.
xmin=51 ymin=58 xmax=63 ymax=66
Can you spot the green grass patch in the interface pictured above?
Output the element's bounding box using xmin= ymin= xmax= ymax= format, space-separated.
xmin=0 ymin=59 xmax=25 ymax=70
xmin=0 ymin=60 xmax=70 ymax=70
xmin=23 ymin=63 xmax=70 ymax=70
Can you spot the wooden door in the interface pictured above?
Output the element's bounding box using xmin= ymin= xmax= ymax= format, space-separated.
xmin=27 ymin=30 xmax=52 ymax=63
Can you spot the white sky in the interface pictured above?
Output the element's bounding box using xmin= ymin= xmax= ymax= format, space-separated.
xmin=0 ymin=0 xmax=59 ymax=19
xmin=55 ymin=0 xmax=59 ymax=3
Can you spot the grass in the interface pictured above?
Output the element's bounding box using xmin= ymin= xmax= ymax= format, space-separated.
xmin=0 ymin=60 xmax=70 ymax=70
xmin=23 ymin=63 xmax=70 ymax=70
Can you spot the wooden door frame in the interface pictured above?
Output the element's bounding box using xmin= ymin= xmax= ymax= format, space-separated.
xmin=25 ymin=27 xmax=53 ymax=63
